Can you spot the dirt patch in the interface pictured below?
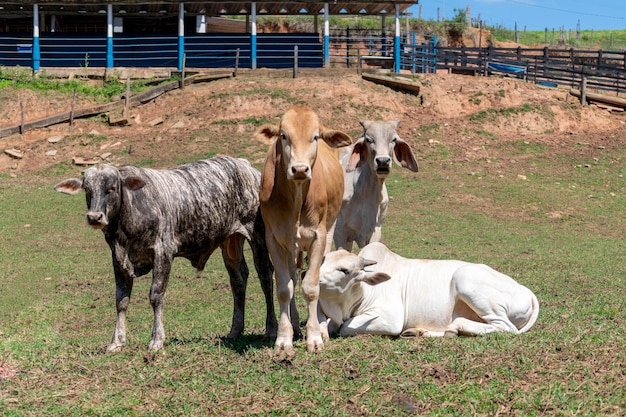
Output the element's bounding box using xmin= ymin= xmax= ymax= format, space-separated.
xmin=1 ymin=70 xmax=624 ymax=175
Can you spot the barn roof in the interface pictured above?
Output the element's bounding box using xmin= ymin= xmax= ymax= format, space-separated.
xmin=0 ymin=1 xmax=418 ymax=17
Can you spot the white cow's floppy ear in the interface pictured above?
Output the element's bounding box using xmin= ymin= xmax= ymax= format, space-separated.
xmin=363 ymin=258 xmax=377 ymax=267
xmin=358 ymin=272 xmax=390 ymax=286
xmin=348 ymin=137 xmax=368 ymax=172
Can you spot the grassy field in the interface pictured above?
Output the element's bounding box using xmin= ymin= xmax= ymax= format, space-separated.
xmin=1 ymin=90 xmax=625 ymax=414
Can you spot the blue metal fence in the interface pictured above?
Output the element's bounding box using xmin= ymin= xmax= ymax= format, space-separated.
xmin=1 ymin=31 xmax=431 ymax=72
xmin=400 ymin=33 xmax=437 ymax=73
xmin=0 ymin=32 xmax=324 ymax=69
xmin=113 ymin=34 xmax=179 ymax=67
xmin=40 ymin=33 xmax=107 ymax=68
xmin=0 ymin=34 xmax=35 ymax=67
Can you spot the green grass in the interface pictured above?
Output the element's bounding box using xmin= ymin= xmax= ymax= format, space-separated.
xmin=0 ymin=106 xmax=625 ymax=415
xmin=0 ymin=66 xmax=173 ymax=102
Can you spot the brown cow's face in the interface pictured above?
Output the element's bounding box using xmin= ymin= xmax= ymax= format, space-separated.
xmin=280 ymin=106 xmax=321 ymax=182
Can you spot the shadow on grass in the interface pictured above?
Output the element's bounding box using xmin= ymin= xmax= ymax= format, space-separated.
xmin=166 ymin=334 xmax=274 ymax=354
xmin=218 ymin=334 xmax=275 ymax=354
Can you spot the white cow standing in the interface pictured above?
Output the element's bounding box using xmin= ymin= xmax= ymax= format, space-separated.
xmin=318 ymin=242 xmax=539 ymax=339
xmin=334 ymin=120 xmax=419 ymax=252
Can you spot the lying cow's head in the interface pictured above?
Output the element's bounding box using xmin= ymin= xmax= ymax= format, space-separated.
xmin=348 ymin=120 xmax=419 ymax=178
xmin=257 ymin=105 xmax=352 ymax=183
xmin=54 ymin=164 xmax=146 ymax=229
xmin=319 ymin=249 xmax=390 ymax=297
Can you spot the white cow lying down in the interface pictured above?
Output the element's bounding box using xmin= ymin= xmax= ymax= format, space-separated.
xmin=318 ymin=242 xmax=539 ymax=338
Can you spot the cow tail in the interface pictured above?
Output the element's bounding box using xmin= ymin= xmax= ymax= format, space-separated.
xmin=518 ymin=292 xmax=540 ymax=333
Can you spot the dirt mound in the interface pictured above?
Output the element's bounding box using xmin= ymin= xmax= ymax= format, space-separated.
xmin=1 ymin=71 xmax=624 ymax=175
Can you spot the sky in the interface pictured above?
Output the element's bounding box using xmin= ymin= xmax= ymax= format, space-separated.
xmin=410 ymin=0 xmax=626 ymax=31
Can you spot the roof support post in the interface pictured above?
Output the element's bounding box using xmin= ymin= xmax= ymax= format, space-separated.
xmin=106 ymin=4 xmax=113 ymax=68
xmin=33 ymin=4 xmax=40 ymax=71
xmin=251 ymin=2 xmax=257 ymax=70
xmin=394 ymin=4 xmax=400 ymax=73
xmin=178 ymin=3 xmax=185 ymax=71
xmin=323 ymin=3 xmax=330 ymax=67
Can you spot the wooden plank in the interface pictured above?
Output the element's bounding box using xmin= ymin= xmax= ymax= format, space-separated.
xmin=362 ymin=74 xmax=421 ymax=94
xmin=570 ymin=89 xmax=626 ymax=108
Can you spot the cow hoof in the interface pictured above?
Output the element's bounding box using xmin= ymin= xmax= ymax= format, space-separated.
xmin=106 ymin=344 xmax=123 ymax=354
xmin=226 ymin=329 xmax=244 ymax=340
xmin=306 ymin=338 xmax=325 ymax=353
xmin=400 ymin=329 xmax=418 ymax=338
xmin=148 ymin=340 xmax=164 ymax=352
xmin=274 ymin=344 xmax=296 ymax=361
xmin=444 ymin=330 xmax=458 ymax=338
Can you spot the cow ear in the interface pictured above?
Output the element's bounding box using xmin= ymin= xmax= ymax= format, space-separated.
xmin=260 ymin=138 xmax=281 ymax=202
xmin=122 ymin=176 xmax=146 ymax=191
xmin=320 ymin=127 xmax=353 ymax=149
xmin=359 ymin=120 xmax=373 ymax=131
xmin=347 ymin=138 xmax=368 ymax=172
xmin=359 ymin=272 xmax=391 ymax=286
xmin=255 ymin=124 xmax=280 ymax=144
xmin=54 ymin=178 xmax=83 ymax=195
xmin=393 ymin=139 xmax=419 ymax=172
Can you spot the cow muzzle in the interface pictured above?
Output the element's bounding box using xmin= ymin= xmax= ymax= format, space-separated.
xmin=375 ymin=157 xmax=391 ymax=177
xmin=289 ymin=164 xmax=311 ymax=182
xmin=86 ymin=211 xmax=108 ymax=229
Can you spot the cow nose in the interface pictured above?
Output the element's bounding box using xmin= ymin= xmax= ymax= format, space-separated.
xmin=86 ymin=211 xmax=108 ymax=228
xmin=375 ymin=156 xmax=391 ymax=174
xmin=290 ymin=164 xmax=310 ymax=180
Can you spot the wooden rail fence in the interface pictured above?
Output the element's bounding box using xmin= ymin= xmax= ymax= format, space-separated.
xmin=436 ymin=46 xmax=626 ymax=96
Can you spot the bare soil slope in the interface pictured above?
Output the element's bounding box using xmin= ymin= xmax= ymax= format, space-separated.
xmin=1 ymin=70 xmax=624 ymax=175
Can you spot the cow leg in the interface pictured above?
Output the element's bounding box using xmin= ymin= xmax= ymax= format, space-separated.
xmin=148 ymin=254 xmax=173 ymax=352
xmin=301 ymin=235 xmax=326 ymax=353
xmin=221 ymin=234 xmax=249 ymax=339
xmin=107 ymin=263 xmax=134 ymax=353
xmin=250 ymin=217 xmax=278 ymax=340
xmin=340 ymin=313 xmax=402 ymax=337
xmin=332 ymin=217 xmax=353 ymax=252
xmin=266 ymin=236 xmax=297 ymax=356
xmin=447 ymin=318 xmax=502 ymax=336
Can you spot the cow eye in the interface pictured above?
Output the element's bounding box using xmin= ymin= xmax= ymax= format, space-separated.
xmin=339 ymin=268 xmax=349 ymax=275
xmin=365 ymin=136 xmax=374 ymax=144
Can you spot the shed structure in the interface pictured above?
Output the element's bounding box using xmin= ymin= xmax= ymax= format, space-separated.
xmin=0 ymin=1 xmax=418 ymax=71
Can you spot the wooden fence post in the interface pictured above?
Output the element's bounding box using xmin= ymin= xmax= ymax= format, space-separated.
xmin=70 ymin=88 xmax=77 ymax=126
xmin=234 ymin=48 xmax=240 ymax=77
xmin=180 ymin=53 xmax=186 ymax=90
xmin=20 ymin=101 xmax=24 ymax=135
xmin=293 ymin=46 xmax=299 ymax=79
xmin=124 ymin=76 xmax=130 ymax=117
xmin=581 ymin=76 xmax=587 ymax=105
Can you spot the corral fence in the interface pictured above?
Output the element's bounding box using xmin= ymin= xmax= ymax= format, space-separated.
xmin=2 ymin=29 xmax=623 ymax=97
xmin=437 ymin=45 xmax=626 ymax=96
xmin=0 ymin=32 xmax=323 ymax=69
xmin=0 ymin=30 xmax=436 ymax=72
xmin=327 ymin=29 xmax=437 ymax=73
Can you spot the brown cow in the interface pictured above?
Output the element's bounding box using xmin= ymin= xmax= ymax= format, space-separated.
xmin=259 ymin=105 xmax=352 ymax=355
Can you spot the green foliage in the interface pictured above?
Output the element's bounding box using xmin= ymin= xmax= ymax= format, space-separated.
xmin=0 ymin=66 xmax=172 ymax=102
xmin=469 ymin=103 xmax=545 ymax=123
